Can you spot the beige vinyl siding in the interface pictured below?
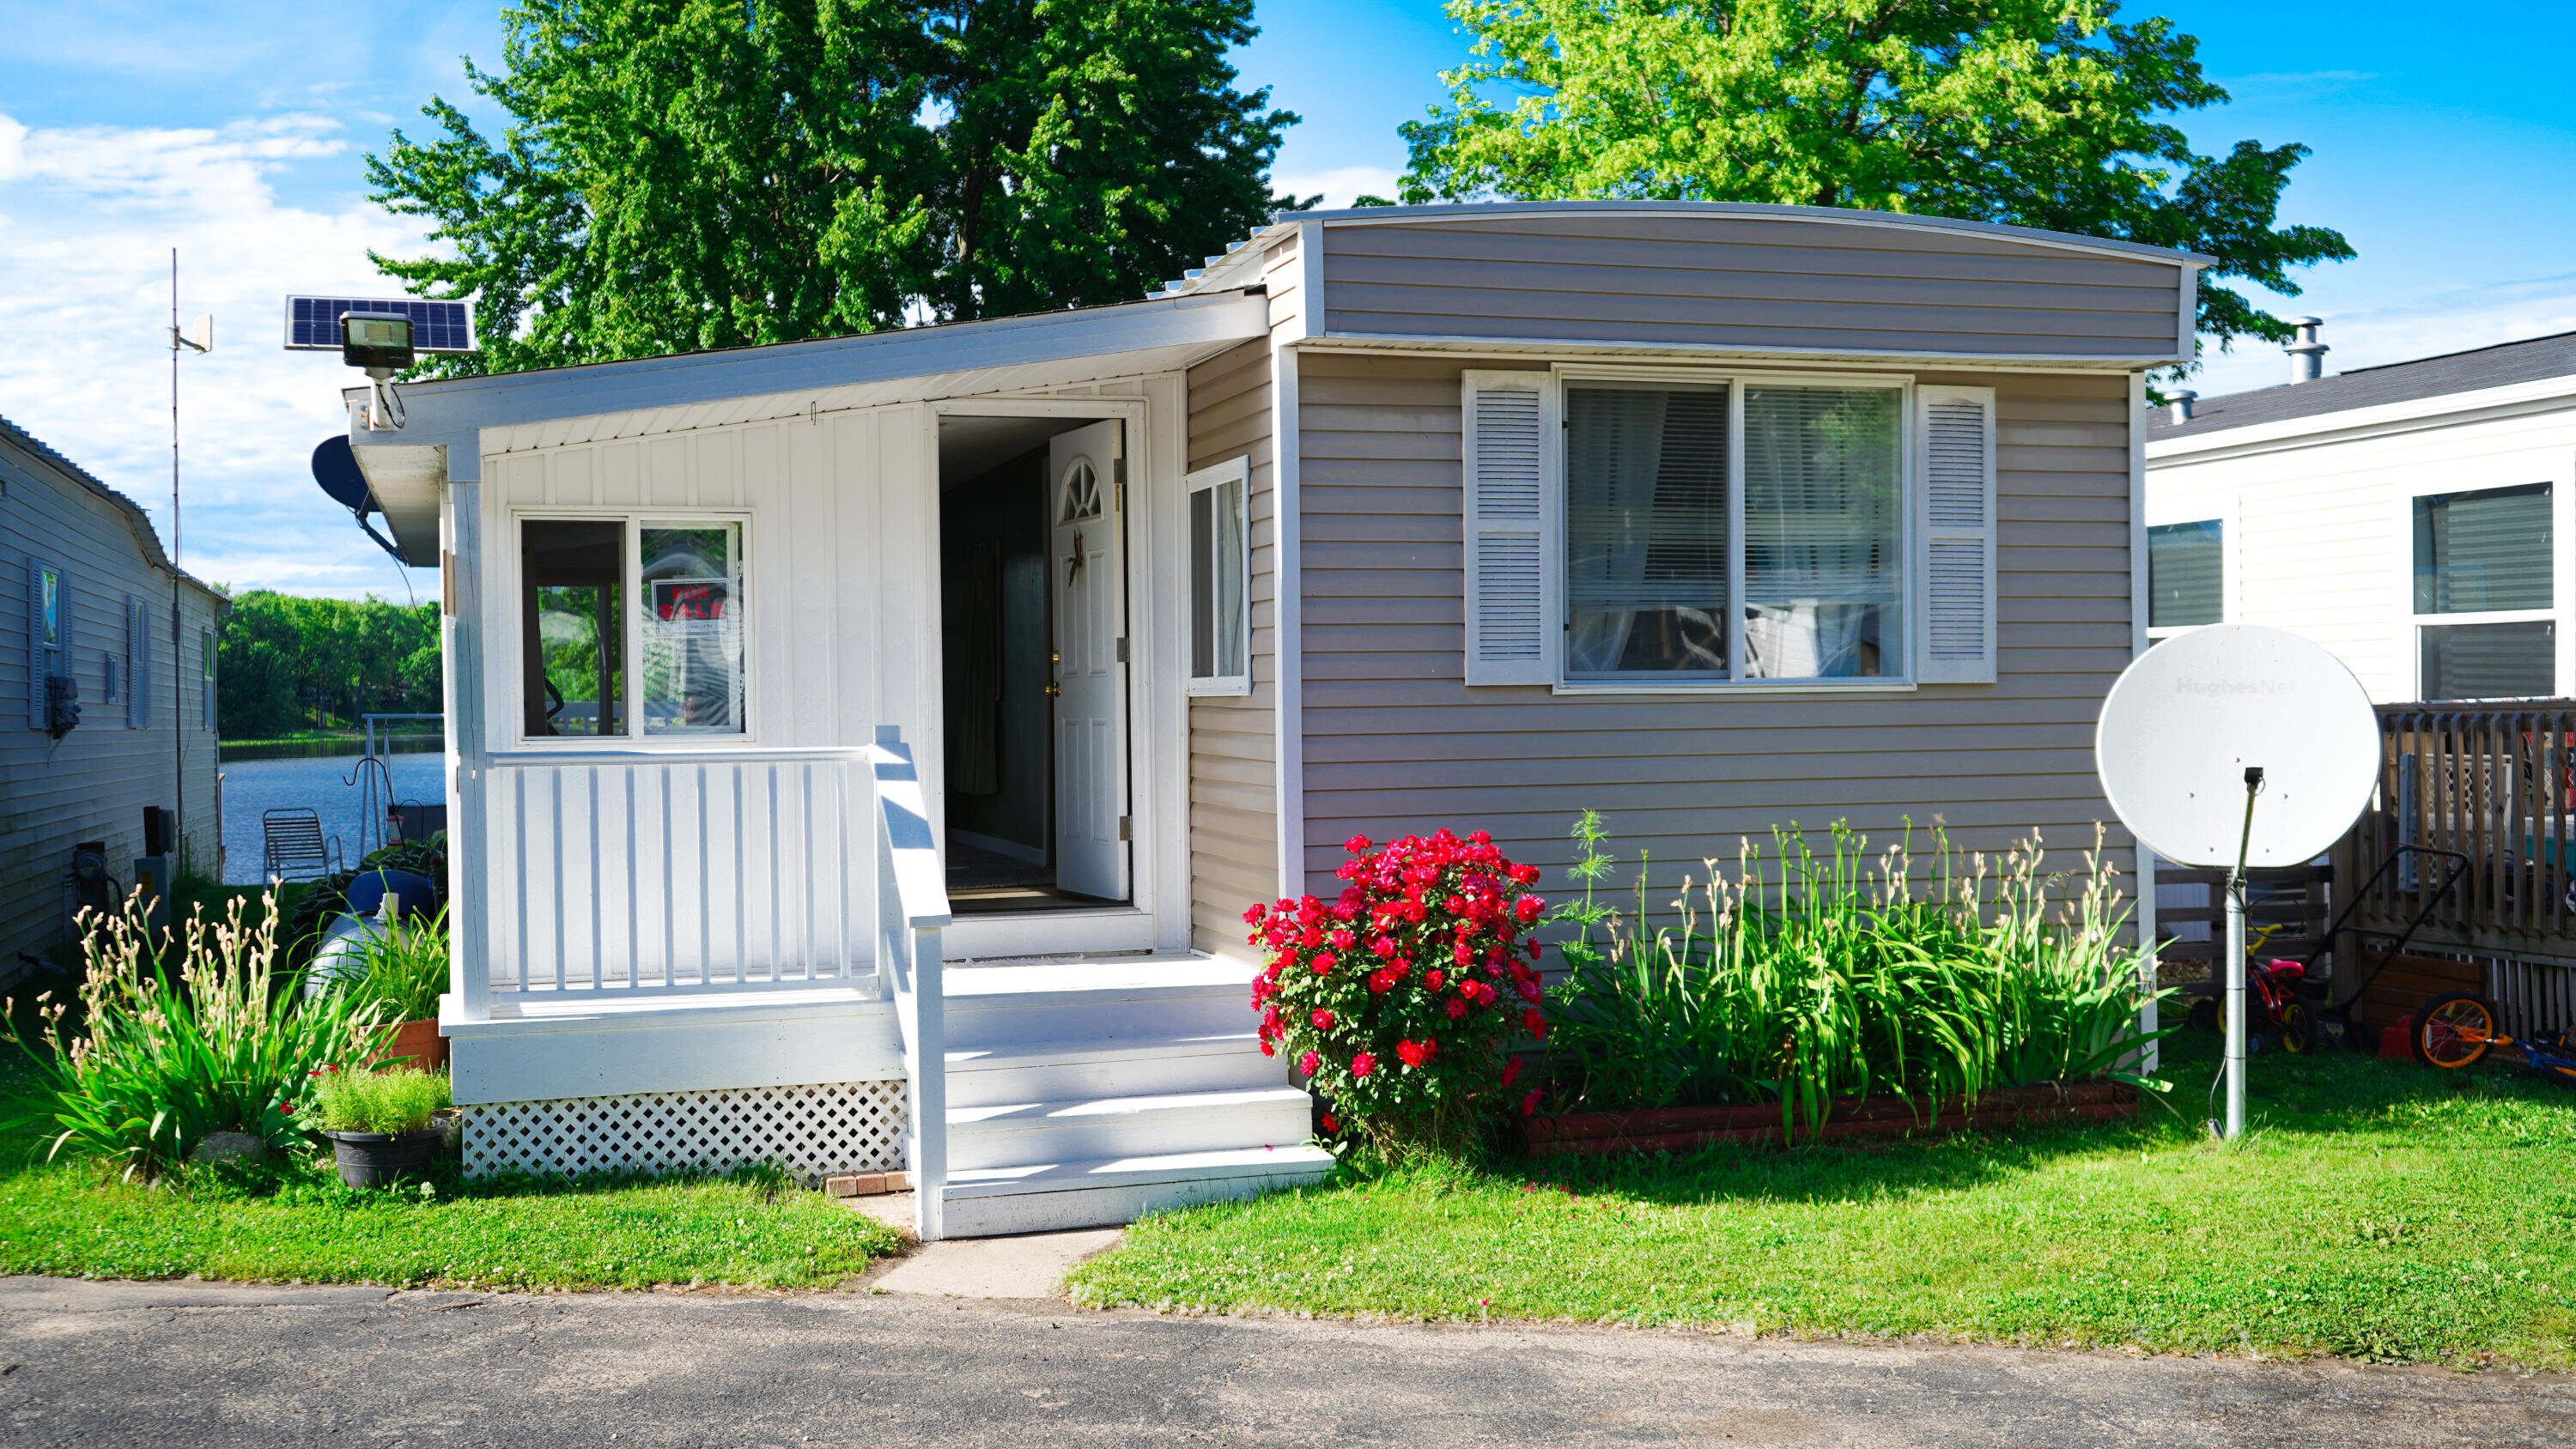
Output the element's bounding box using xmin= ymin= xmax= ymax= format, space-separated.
xmin=1186 ymin=329 xmax=1280 ymax=955
xmin=1 ymin=433 xmax=225 ymax=961
xmin=1294 ymin=353 xmax=2141 ymax=903
xmin=1321 ymin=215 xmax=2184 ymax=359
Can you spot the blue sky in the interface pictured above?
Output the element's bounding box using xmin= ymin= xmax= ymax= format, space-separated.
xmin=4 ymin=2 xmax=2573 ymax=596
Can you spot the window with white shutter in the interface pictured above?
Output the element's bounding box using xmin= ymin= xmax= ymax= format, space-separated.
xmin=125 ymin=597 xmax=148 ymax=728
xmin=1916 ymin=385 xmax=1998 ymax=684
xmin=1461 ymin=370 xmax=1558 ymax=685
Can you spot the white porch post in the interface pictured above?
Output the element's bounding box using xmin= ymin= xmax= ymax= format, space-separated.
xmin=872 ymin=725 xmax=951 ymax=1241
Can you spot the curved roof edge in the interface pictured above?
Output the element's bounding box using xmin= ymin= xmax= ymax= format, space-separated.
xmin=1157 ymin=198 xmax=2213 ymax=299
xmin=0 ymin=414 xmax=229 ymax=607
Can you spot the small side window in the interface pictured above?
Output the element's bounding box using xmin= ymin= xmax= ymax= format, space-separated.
xmin=2148 ymin=519 xmax=2224 ymax=633
xmin=1186 ymin=459 xmax=1251 ymax=696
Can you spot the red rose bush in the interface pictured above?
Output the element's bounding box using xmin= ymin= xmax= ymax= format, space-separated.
xmin=1244 ymin=830 xmax=1546 ymax=1153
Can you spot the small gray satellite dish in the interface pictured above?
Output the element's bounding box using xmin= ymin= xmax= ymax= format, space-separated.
xmin=2095 ymin=624 xmax=2379 ymax=870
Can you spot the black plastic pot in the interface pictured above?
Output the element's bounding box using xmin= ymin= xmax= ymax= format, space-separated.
xmin=322 ymin=1126 xmax=443 ymax=1188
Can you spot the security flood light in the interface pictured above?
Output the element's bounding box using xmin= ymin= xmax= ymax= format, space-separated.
xmin=340 ymin=312 xmax=416 ymax=372
xmin=283 ymin=294 xmax=477 ymax=433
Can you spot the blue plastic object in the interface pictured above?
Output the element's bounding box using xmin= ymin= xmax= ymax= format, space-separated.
xmin=344 ymin=868 xmax=436 ymax=922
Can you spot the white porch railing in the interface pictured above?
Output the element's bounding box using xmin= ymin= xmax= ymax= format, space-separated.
xmin=477 ymin=746 xmax=875 ymax=995
xmin=870 ymin=725 xmax=951 ymax=1241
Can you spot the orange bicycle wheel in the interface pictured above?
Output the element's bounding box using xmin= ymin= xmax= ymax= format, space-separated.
xmin=2412 ymin=991 xmax=2498 ymax=1070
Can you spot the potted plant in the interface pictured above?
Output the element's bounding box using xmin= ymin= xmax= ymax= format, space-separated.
xmin=348 ymin=906 xmax=452 ymax=1070
xmin=311 ymin=1064 xmax=453 ymax=1187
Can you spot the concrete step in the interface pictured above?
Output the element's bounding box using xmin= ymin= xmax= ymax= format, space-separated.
xmin=944 ymin=1032 xmax=1284 ymax=1109
xmin=940 ymin=1143 xmax=1337 ymax=1237
xmin=945 ymin=1087 xmax=1313 ymax=1173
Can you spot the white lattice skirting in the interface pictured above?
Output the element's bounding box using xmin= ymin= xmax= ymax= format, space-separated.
xmin=461 ymin=1081 xmax=908 ymax=1184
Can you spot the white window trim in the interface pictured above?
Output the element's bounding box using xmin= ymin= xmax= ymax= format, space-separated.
xmin=502 ymin=507 xmax=759 ymax=749
xmin=2391 ymin=474 xmax=2565 ymax=700
xmin=1546 ymin=363 xmax=1920 ymax=695
xmin=1183 ymin=456 xmax=1253 ymax=697
xmin=2142 ymin=500 xmax=2235 ymax=641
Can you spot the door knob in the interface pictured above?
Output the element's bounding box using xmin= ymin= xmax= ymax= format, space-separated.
xmin=1045 ymin=682 xmax=1062 ymax=698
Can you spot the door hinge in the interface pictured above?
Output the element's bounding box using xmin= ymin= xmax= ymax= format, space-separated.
xmin=1118 ymin=815 xmax=1133 ymax=841
xmin=1115 ymin=636 xmax=1129 ymax=664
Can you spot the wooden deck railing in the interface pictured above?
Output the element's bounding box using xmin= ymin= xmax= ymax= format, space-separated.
xmin=2336 ymin=701 xmax=2576 ymax=965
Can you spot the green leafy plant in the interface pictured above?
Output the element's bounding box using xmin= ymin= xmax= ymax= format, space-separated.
xmin=3 ymin=892 xmax=385 ymax=1179
xmin=283 ymin=831 xmax=447 ymax=967
xmin=310 ymin=1064 xmax=452 ymax=1136
xmin=348 ymin=906 xmax=452 ymax=1026
xmin=1543 ymin=815 xmax=2172 ymax=1132
xmin=1247 ymin=830 xmax=1552 ymax=1155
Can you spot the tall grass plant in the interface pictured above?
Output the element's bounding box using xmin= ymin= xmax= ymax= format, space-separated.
xmin=1543 ymin=814 xmax=2169 ymax=1131
xmin=3 ymin=893 xmax=383 ymax=1179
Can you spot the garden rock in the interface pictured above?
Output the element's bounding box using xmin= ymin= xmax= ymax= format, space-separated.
xmin=190 ymin=1132 xmax=268 ymax=1166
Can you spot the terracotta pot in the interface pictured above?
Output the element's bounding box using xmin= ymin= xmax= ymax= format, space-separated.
xmin=369 ymin=1017 xmax=448 ymax=1071
xmin=1522 ymin=1081 xmax=2137 ymax=1158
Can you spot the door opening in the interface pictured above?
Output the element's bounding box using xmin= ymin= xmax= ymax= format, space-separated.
xmin=936 ymin=414 xmax=1130 ymax=912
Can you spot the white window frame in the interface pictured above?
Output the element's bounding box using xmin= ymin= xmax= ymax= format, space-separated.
xmin=2395 ymin=475 xmax=2563 ymax=700
xmin=1546 ymin=364 xmax=1920 ymax=696
xmin=505 ymin=508 xmax=757 ymax=749
xmin=1184 ymin=456 xmax=1253 ymax=697
xmin=2141 ymin=503 xmax=2234 ymax=642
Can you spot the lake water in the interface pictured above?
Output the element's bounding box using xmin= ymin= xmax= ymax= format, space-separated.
xmin=219 ymin=753 xmax=445 ymax=884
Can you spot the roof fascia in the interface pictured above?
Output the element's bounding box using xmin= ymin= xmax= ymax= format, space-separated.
xmin=2147 ymin=372 xmax=2576 ymax=464
xmin=1291 ymin=331 xmax=2176 ymax=372
xmin=349 ymin=290 xmax=1268 ymax=481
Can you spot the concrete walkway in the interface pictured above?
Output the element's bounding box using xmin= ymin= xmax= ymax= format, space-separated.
xmin=0 ymin=1275 xmax=2567 ymax=1446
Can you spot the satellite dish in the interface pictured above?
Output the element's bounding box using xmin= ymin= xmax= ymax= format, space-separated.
xmin=2096 ymin=624 xmax=2379 ymax=870
xmin=313 ymin=435 xmax=372 ymax=512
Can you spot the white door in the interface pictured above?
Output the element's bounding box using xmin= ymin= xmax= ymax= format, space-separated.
xmin=1050 ymin=420 xmax=1128 ymax=900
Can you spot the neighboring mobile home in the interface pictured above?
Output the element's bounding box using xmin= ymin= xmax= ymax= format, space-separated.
xmin=343 ymin=202 xmax=2201 ymax=1237
xmin=3 ymin=415 xmax=228 ymax=968
xmin=2146 ymin=324 xmax=2576 ymax=702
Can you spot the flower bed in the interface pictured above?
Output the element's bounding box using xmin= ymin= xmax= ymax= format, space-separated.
xmin=1522 ymin=1081 xmax=2138 ymax=1158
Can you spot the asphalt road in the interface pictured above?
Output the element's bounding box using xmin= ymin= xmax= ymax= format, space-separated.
xmin=1 ymin=1275 xmax=2568 ymax=1447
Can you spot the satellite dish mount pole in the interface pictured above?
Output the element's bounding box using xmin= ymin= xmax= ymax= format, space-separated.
xmin=2223 ymin=766 xmax=2265 ymax=1141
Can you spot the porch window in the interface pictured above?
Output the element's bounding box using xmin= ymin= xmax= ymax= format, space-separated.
xmin=2413 ymin=482 xmax=2553 ymax=700
xmin=1562 ymin=381 xmax=1903 ymax=681
xmin=1186 ymin=458 xmax=1251 ymax=695
xmin=2148 ymin=519 xmax=2224 ymax=632
xmin=640 ymin=522 xmax=744 ymax=734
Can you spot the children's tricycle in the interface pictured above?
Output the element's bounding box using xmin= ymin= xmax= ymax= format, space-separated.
xmin=2409 ymin=992 xmax=2576 ymax=1085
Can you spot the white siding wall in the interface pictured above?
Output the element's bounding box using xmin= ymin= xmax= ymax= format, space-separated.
xmin=1 ymin=433 xmax=225 ymax=961
xmin=2148 ymin=405 xmax=2576 ymax=701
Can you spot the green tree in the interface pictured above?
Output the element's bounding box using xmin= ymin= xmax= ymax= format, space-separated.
xmin=1397 ymin=0 xmax=2352 ymax=355
xmin=367 ymin=0 xmax=1295 ymax=375
xmin=217 ymin=592 xmax=441 ymax=738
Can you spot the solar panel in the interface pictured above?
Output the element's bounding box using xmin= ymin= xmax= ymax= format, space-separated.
xmin=283 ymin=295 xmax=476 ymax=352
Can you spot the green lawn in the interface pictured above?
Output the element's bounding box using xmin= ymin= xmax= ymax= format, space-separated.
xmin=1069 ymin=1034 xmax=2576 ymax=1367
xmin=0 ymin=1055 xmax=900 ymax=1291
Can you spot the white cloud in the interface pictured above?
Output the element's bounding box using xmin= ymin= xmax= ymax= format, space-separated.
xmin=2192 ymin=276 xmax=2576 ymax=400
xmin=0 ymin=109 xmax=434 ymax=598
xmin=1273 ymin=164 xmax=1405 ymax=209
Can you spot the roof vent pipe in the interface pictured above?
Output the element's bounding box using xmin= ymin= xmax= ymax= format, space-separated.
xmin=2166 ymin=390 xmax=2196 ymax=425
xmin=2287 ymin=316 xmax=2328 ymax=385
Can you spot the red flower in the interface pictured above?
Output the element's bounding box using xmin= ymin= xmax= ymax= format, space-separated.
xmin=1501 ymin=1056 xmax=1522 ymax=1088
xmin=1312 ymin=951 xmax=1338 ymax=975
xmin=1319 ymin=1113 xmax=1340 ymax=1134
xmin=1297 ymin=1050 xmax=1320 ymax=1076
xmin=1310 ymin=1009 xmax=1335 ymax=1030
xmin=1514 ymin=896 xmax=1545 ymax=925
xmin=1444 ymin=998 xmax=1467 ymax=1021
xmin=1260 ymin=1037 xmax=1277 ymax=1057
xmin=1509 ymin=863 xmax=1540 ymax=885
xmin=1352 ymin=1052 xmax=1377 ymax=1079
xmin=1522 ymin=1009 xmax=1548 ymax=1040
xmin=1423 ymin=969 xmax=1445 ymax=993
xmin=1522 ymin=1088 xmax=1542 ymax=1116
xmin=1345 ymin=834 xmax=1374 ymax=854
xmin=1396 ymin=1038 xmax=1436 ymax=1068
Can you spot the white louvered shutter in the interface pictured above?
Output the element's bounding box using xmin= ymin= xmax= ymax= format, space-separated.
xmin=125 ymin=597 xmax=146 ymax=728
xmin=1461 ymin=370 xmax=1559 ymax=685
xmin=1917 ymin=385 xmax=1997 ymax=684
